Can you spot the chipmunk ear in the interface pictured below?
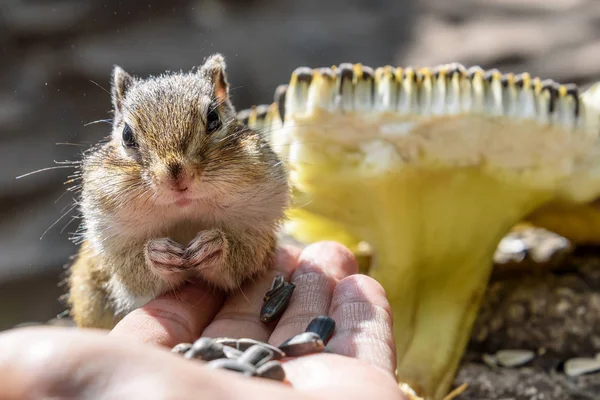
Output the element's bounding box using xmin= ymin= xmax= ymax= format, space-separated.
xmin=111 ymin=65 xmax=133 ymax=114
xmin=200 ymin=54 xmax=230 ymax=106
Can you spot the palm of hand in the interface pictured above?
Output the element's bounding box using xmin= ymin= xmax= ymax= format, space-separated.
xmin=0 ymin=242 xmax=404 ymax=400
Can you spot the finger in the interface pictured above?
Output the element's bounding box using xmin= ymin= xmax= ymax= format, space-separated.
xmin=202 ymin=245 xmax=301 ymax=341
xmin=327 ymin=274 xmax=396 ymax=374
xmin=109 ymin=281 xmax=225 ymax=348
xmin=284 ymin=353 xmax=406 ymax=400
xmin=269 ymin=241 xmax=359 ymax=346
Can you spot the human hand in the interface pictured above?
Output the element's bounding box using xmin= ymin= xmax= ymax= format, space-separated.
xmin=0 ymin=242 xmax=405 ymax=399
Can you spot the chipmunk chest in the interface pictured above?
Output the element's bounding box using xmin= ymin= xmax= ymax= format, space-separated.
xmin=128 ymin=203 xmax=223 ymax=243
xmin=164 ymin=221 xmax=209 ymax=244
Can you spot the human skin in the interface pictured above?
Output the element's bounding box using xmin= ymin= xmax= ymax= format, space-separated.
xmin=0 ymin=242 xmax=406 ymax=400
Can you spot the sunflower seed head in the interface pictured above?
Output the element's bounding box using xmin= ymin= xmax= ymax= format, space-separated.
xmin=353 ymin=64 xmax=374 ymax=112
xmin=374 ymin=66 xmax=396 ymax=112
xmin=279 ymin=332 xmax=325 ymax=357
xmin=241 ymin=62 xmax=588 ymax=136
xmin=274 ymin=84 xmax=288 ymax=118
xmin=287 ymin=66 xmax=313 ymax=115
xmin=305 ymin=316 xmax=335 ymax=344
xmin=256 ymin=360 xmax=286 ymax=381
xmin=496 ymin=349 xmax=536 ymax=367
xmin=564 ymin=357 xmax=600 ymax=377
xmin=307 ymin=68 xmax=336 ymax=111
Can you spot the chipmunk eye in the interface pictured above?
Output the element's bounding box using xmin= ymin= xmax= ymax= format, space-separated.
xmin=122 ymin=123 xmax=136 ymax=148
xmin=206 ymin=107 xmax=221 ymax=134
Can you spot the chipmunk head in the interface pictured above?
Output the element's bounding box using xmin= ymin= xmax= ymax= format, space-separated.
xmin=92 ymin=54 xmax=277 ymax=208
xmin=82 ymin=54 xmax=287 ymax=236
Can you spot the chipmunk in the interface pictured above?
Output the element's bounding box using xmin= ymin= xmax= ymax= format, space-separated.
xmin=67 ymin=54 xmax=289 ymax=329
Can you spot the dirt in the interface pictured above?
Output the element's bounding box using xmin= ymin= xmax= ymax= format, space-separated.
xmin=455 ymin=248 xmax=600 ymax=399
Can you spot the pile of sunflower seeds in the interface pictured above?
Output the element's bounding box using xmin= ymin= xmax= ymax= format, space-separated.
xmin=171 ymin=275 xmax=336 ymax=382
xmin=172 ymin=315 xmax=336 ymax=381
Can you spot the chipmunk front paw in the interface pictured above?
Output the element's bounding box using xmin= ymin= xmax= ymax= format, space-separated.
xmin=185 ymin=229 xmax=227 ymax=271
xmin=145 ymin=237 xmax=187 ymax=280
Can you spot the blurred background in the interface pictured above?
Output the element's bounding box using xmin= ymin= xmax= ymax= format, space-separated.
xmin=2 ymin=0 xmax=600 ymax=330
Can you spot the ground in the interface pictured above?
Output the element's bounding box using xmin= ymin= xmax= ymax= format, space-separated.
xmin=456 ymin=247 xmax=600 ymax=399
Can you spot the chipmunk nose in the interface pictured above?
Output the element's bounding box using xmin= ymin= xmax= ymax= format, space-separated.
xmin=167 ymin=161 xmax=190 ymax=192
xmin=172 ymin=181 xmax=188 ymax=192
xmin=168 ymin=161 xmax=183 ymax=178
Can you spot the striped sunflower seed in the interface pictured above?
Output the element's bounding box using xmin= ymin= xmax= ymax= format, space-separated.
xmin=185 ymin=337 xmax=225 ymax=361
xmin=260 ymin=278 xmax=295 ymax=323
xmin=305 ymin=316 xmax=335 ymax=344
xmin=238 ymin=344 xmax=274 ymax=367
xmin=216 ymin=338 xmax=286 ymax=359
xmin=279 ymin=332 xmax=324 ymax=357
xmin=171 ymin=342 xmax=192 ymax=355
xmin=256 ymin=360 xmax=286 ymax=381
xmin=207 ymin=358 xmax=256 ymax=376
xmin=222 ymin=346 xmax=243 ymax=359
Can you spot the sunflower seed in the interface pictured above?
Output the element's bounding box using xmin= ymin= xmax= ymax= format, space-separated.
xmin=171 ymin=342 xmax=192 ymax=354
xmin=256 ymin=360 xmax=286 ymax=381
xmin=236 ymin=338 xmax=267 ymax=350
xmin=185 ymin=338 xmax=225 ymax=361
xmin=239 ymin=339 xmax=286 ymax=360
xmin=215 ymin=338 xmax=238 ymax=348
xmin=238 ymin=344 xmax=274 ymax=367
xmin=222 ymin=346 xmax=243 ymax=359
xmin=305 ymin=316 xmax=335 ymax=344
xmin=564 ymin=357 xmax=600 ymax=377
xmin=482 ymin=353 xmax=498 ymax=368
xmin=496 ymin=349 xmax=535 ymax=367
xmin=220 ymin=338 xmax=286 ymax=359
xmin=279 ymin=332 xmax=324 ymax=357
xmin=207 ymin=358 xmax=256 ymax=376
xmin=264 ymin=276 xmax=286 ymax=301
xmin=260 ymin=281 xmax=295 ymax=323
